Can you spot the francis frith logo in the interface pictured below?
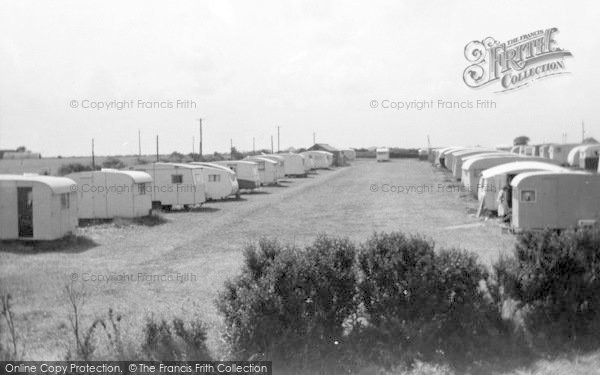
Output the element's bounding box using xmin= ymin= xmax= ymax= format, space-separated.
xmin=463 ymin=28 xmax=572 ymax=92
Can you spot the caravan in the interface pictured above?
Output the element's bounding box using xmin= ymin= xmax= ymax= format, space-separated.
xmin=461 ymin=155 xmax=559 ymax=194
xmin=548 ymin=144 xmax=579 ymax=165
xmin=376 ymin=148 xmax=390 ymax=162
xmin=189 ymin=162 xmax=240 ymax=199
xmin=567 ymin=145 xmax=588 ymax=167
xmin=213 ymin=161 xmax=261 ymax=190
xmin=578 ymin=144 xmax=600 ymax=170
xmin=267 ymin=153 xmax=307 ymax=177
xmin=259 ymin=155 xmax=286 ymax=178
xmin=0 ymin=175 xmax=78 ymax=240
xmin=243 ymin=156 xmax=279 ymax=185
xmin=477 ymin=162 xmax=568 ymax=213
xmin=134 ymin=163 xmax=206 ymax=209
xmin=67 ymin=169 xmax=152 ymax=219
xmin=300 ymin=151 xmax=333 ymax=169
xmin=511 ymin=172 xmax=600 ymax=231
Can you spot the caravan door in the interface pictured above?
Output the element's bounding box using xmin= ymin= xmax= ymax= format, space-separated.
xmin=17 ymin=187 xmax=33 ymax=238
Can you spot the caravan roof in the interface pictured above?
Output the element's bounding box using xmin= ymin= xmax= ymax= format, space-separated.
xmin=510 ymin=170 xmax=592 ymax=186
xmin=98 ymin=168 xmax=153 ymax=183
xmin=481 ymin=161 xmax=568 ymax=179
xmin=0 ymin=174 xmax=76 ymax=194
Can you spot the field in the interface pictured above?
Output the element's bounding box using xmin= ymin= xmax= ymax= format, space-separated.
xmin=0 ymin=158 xmax=548 ymax=367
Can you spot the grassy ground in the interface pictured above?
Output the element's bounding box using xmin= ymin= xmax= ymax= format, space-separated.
xmin=1 ymin=159 xmax=597 ymax=373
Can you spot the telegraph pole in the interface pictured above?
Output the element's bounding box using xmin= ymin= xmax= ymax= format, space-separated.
xmin=277 ymin=126 xmax=280 ymax=152
xmin=91 ymin=138 xmax=95 ymax=169
xmin=138 ymin=129 xmax=141 ymax=156
xmin=313 ymin=132 xmax=316 ymax=145
xmin=253 ymin=137 xmax=255 ymax=154
xmin=230 ymin=138 xmax=233 ymax=160
xmin=156 ymin=135 xmax=159 ymax=162
xmin=271 ymin=135 xmax=274 ymax=154
xmin=198 ymin=118 xmax=203 ymax=161
xmin=192 ymin=136 xmax=195 ymax=155
xmin=582 ymin=121 xmax=585 ymax=142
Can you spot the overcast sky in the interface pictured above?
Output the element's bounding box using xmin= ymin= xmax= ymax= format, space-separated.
xmin=0 ymin=0 xmax=598 ymax=156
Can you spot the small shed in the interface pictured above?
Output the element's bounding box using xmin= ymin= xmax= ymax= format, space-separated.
xmin=0 ymin=174 xmax=78 ymax=240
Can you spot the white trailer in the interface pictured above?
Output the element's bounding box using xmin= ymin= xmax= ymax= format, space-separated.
xmin=300 ymin=151 xmax=333 ymax=169
xmin=0 ymin=175 xmax=78 ymax=240
xmin=67 ymin=169 xmax=152 ymax=219
xmin=258 ymin=155 xmax=286 ymax=178
xmin=243 ymin=156 xmax=279 ymax=185
xmin=477 ymin=162 xmax=569 ymax=213
xmin=269 ymin=153 xmax=306 ymax=177
xmin=376 ymin=148 xmax=390 ymax=162
xmin=214 ymin=160 xmax=261 ymax=190
xmin=134 ymin=163 xmax=206 ymax=209
xmin=511 ymin=171 xmax=600 ymax=231
xmin=189 ymin=162 xmax=240 ymax=199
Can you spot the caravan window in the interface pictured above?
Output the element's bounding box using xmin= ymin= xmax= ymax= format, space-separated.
xmin=228 ymin=165 xmax=237 ymax=173
xmin=138 ymin=183 xmax=146 ymax=195
xmin=171 ymin=174 xmax=183 ymax=184
xmin=257 ymin=162 xmax=265 ymax=171
xmin=521 ymin=190 xmax=536 ymax=202
xmin=209 ymin=174 xmax=220 ymax=182
xmin=60 ymin=193 xmax=70 ymax=209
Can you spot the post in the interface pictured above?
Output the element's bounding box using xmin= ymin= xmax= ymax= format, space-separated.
xmin=230 ymin=138 xmax=233 ymax=160
xmin=156 ymin=135 xmax=159 ymax=162
xmin=91 ymin=138 xmax=95 ymax=169
xmin=271 ymin=135 xmax=274 ymax=154
xmin=582 ymin=121 xmax=585 ymax=142
xmin=313 ymin=132 xmax=316 ymax=145
xmin=277 ymin=126 xmax=280 ymax=152
xmin=138 ymin=129 xmax=141 ymax=156
xmin=253 ymin=137 xmax=255 ymax=154
xmin=192 ymin=136 xmax=195 ymax=155
xmin=198 ymin=118 xmax=203 ymax=161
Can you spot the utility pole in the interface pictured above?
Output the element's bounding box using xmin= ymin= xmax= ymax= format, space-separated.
xmin=91 ymin=138 xmax=95 ymax=169
xmin=138 ymin=129 xmax=141 ymax=156
xmin=313 ymin=132 xmax=316 ymax=145
xmin=198 ymin=118 xmax=203 ymax=161
xmin=253 ymin=137 xmax=255 ymax=154
xmin=156 ymin=135 xmax=159 ymax=162
xmin=427 ymin=135 xmax=431 ymax=151
xmin=230 ymin=138 xmax=233 ymax=160
xmin=582 ymin=121 xmax=585 ymax=142
xmin=192 ymin=136 xmax=195 ymax=155
xmin=271 ymin=135 xmax=274 ymax=154
xmin=277 ymin=126 xmax=280 ymax=152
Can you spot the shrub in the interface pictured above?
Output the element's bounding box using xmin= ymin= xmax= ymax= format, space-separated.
xmin=357 ymin=232 xmax=511 ymax=366
xmin=495 ymin=227 xmax=600 ymax=351
xmin=58 ymin=163 xmax=95 ymax=176
xmin=102 ymin=157 xmax=125 ymax=169
xmin=217 ymin=236 xmax=358 ymax=373
xmin=142 ymin=316 xmax=212 ymax=361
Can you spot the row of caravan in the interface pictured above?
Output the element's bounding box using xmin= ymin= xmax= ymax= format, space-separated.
xmin=511 ymin=143 xmax=600 ymax=170
xmin=430 ymin=146 xmax=600 ymax=231
xmin=0 ymin=151 xmax=336 ymax=241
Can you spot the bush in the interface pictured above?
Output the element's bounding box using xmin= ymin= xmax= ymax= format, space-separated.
xmin=357 ymin=232 xmax=511 ymax=366
xmin=142 ymin=316 xmax=212 ymax=361
xmin=102 ymin=157 xmax=125 ymax=169
xmin=217 ymin=236 xmax=358 ymax=373
xmin=58 ymin=163 xmax=96 ymax=176
xmin=495 ymin=227 xmax=600 ymax=350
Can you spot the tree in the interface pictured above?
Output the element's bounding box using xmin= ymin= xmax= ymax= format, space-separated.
xmin=583 ymin=137 xmax=599 ymax=144
xmin=513 ymin=136 xmax=530 ymax=146
xmin=15 ymin=146 xmax=26 ymax=152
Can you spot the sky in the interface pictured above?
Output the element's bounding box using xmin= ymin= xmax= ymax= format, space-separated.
xmin=0 ymin=0 xmax=598 ymax=157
